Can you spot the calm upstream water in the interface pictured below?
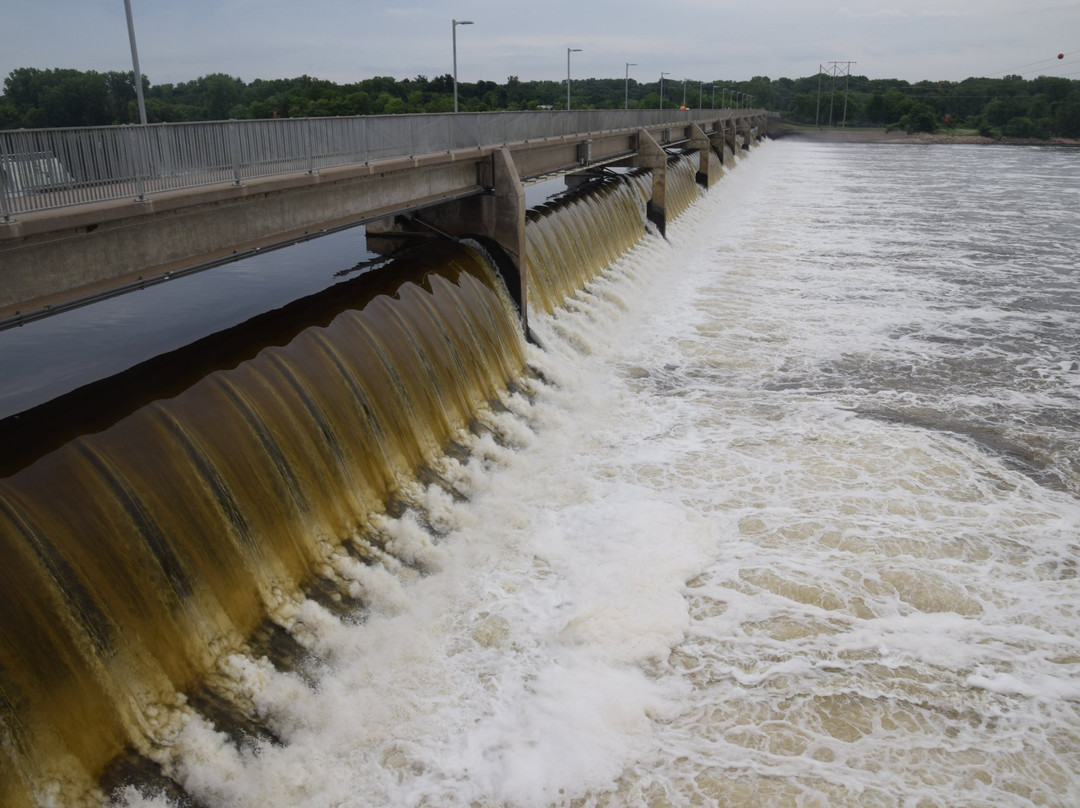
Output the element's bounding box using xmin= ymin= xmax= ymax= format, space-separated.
xmin=114 ymin=141 xmax=1080 ymax=807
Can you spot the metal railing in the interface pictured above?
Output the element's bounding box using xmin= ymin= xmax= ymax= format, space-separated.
xmin=0 ymin=109 xmax=759 ymax=220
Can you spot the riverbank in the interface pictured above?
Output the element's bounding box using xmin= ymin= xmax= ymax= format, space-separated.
xmin=775 ymin=125 xmax=1080 ymax=147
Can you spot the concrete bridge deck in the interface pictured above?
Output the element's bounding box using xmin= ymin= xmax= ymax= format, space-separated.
xmin=1 ymin=109 xmax=774 ymax=327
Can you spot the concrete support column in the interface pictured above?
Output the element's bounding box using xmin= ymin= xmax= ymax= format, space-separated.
xmin=754 ymin=114 xmax=768 ymax=141
xmin=738 ymin=117 xmax=756 ymax=149
xmin=704 ymin=127 xmax=727 ymax=176
xmin=483 ymin=147 xmax=528 ymax=334
xmin=722 ymin=120 xmax=739 ymax=167
xmin=631 ymin=128 xmax=668 ymax=237
xmin=365 ymin=147 xmax=530 ymax=334
xmin=484 ymin=147 xmax=526 ymax=273
xmin=688 ymin=123 xmax=719 ymax=188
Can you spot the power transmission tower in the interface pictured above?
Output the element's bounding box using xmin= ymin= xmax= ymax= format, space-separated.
xmin=815 ymin=64 xmax=823 ymax=127
xmin=828 ymin=61 xmax=856 ymax=126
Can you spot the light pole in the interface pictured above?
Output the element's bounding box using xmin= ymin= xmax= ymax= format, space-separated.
xmin=711 ymin=84 xmax=715 ymax=109
xmin=660 ymin=72 xmax=669 ymax=110
xmin=681 ymin=78 xmax=687 ymax=108
xmin=452 ymin=19 xmax=473 ymax=113
xmin=698 ymin=81 xmax=703 ymax=109
xmin=625 ymin=62 xmax=636 ymax=110
xmin=567 ymin=48 xmax=582 ymax=110
xmin=123 ymin=0 xmax=148 ymax=124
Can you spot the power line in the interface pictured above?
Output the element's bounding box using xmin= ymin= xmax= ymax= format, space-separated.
xmin=989 ymin=49 xmax=1076 ymax=79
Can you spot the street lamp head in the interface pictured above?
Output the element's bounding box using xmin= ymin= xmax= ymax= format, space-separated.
xmin=569 ymin=48 xmax=582 ymax=53
xmin=454 ymin=19 xmax=473 ymax=25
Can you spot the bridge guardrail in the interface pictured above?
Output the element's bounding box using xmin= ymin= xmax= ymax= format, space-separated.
xmin=0 ymin=109 xmax=761 ymax=220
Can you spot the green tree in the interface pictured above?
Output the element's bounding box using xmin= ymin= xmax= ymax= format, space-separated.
xmin=985 ymin=96 xmax=1026 ymax=127
xmin=863 ymin=92 xmax=886 ymax=124
xmin=0 ymin=97 xmax=19 ymax=128
xmin=3 ymin=67 xmax=48 ymax=112
xmin=900 ymin=101 xmax=936 ymax=133
xmin=1055 ymin=90 xmax=1080 ymax=137
xmin=1001 ymin=116 xmax=1043 ymax=138
xmin=3 ymin=66 xmax=1079 ymax=138
xmin=202 ymin=73 xmax=244 ymax=119
xmin=3 ymin=67 xmax=113 ymax=126
xmin=788 ymin=92 xmax=819 ymax=123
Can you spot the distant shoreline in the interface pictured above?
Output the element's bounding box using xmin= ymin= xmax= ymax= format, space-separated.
xmin=775 ymin=126 xmax=1080 ymax=147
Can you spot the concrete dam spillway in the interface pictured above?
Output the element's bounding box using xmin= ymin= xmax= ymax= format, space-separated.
xmin=0 ymin=140 xmax=754 ymax=806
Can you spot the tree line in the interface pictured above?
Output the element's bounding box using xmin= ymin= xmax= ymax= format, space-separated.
xmin=2 ymin=66 xmax=1078 ymax=139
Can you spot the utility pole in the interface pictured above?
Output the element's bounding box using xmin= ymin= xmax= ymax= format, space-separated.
xmin=815 ymin=64 xmax=822 ymax=127
xmin=827 ymin=63 xmax=837 ymax=126
xmin=829 ymin=61 xmax=856 ymax=126
xmin=820 ymin=60 xmax=855 ymax=126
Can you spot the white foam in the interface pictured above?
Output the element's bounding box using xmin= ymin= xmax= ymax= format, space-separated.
xmin=114 ymin=140 xmax=1080 ymax=807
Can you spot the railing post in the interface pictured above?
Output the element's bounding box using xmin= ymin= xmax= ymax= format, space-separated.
xmin=230 ymin=120 xmax=243 ymax=185
xmin=305 ymin=118 xmax=314 ymax=174
xmin=0 ymin=141 xmax=13 ymax=222
xmin=0 ymin=174 xmax=12 ymax=223
xmin=124 ymin=125 xmax=148 ymax=201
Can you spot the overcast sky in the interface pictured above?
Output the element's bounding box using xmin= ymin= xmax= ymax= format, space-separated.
xmin=3 ymin=0 xmax=1077 ymax=89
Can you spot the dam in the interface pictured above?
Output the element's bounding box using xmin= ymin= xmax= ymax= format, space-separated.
xmin=6 ymin=128 xmax=1078 ymax=808
xmin=0 ymin=119 xmax=760 ymax=807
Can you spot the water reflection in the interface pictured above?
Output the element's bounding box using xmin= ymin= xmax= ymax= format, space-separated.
xmin=0 ymin=226 xmax=378 ymax=419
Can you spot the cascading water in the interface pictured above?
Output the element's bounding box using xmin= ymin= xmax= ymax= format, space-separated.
xmin=663 ymin=152 xmax=706 ymax=222
xmin=524 ymin=170 xmax=653 ymax=315
xmin=0 ymin=143 xmax=728 ymax=807
xmin=0 ymin=242 xmax=529 ymax=806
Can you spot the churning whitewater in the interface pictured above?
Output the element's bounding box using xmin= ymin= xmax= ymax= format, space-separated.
xmin=114 ymin=140 xmax=1080 ymax=808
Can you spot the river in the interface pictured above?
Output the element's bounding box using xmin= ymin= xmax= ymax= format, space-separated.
xmin=104 ymin=139 xmax=1080 ymax=807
